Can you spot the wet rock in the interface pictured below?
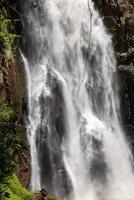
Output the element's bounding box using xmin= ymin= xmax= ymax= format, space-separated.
xmin=117 ymin=48 xmax=134 ymax=65
xmin=93 ymin=0 xmax=134 ymax=52
xmin=104 ymin=16 xmax=117 ymax=32
xmin=17 ymin=151 xmax=30 ymax=188
xmin=34 ymin=192 xmax=42 ymax=200
xmin=34 ymin=189 xmax=57 ymax=200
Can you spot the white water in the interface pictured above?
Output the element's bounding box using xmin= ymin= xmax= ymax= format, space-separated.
xmin=22 ymin=0 xmax=134 ymax=199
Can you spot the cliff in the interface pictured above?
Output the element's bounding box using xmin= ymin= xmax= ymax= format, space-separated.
xmin=0 ymin=0 xmax=134 ymax=196
xmin=0 ymin=1 xmax=30 ymax=192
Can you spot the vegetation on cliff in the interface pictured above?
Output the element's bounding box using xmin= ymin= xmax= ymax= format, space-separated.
xmin=0 ymin=1 xmax=32 ymax=199
xmin=5 ymin=174 xmax=33 ymax=200
xmin=0 ymin=99 xmax=15 ymax=199
xmin=0 ymin=0 xmax=20 ymax=59
xmin=0 ymin=97 xmax=32 ymax=200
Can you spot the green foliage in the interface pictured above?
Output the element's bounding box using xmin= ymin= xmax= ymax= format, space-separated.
xmin=0 ymin=9 xmax=19 ymax=59
xmin=0 ymin=99 xmax=15 ymax=199
xmin=5 ymin=174 xmax=33 ymax=200
xmin=0 ymin=30 xmax=18 ymax=51
xmin=48 ymin=195 xmax=57 ymax=200
xmin=0 ymin=99 xmax=32 ymax=200
xmin=0 ymin=101 xmax=14 ymax=122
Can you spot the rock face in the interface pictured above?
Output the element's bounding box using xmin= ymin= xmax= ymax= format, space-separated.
xmin=0 ymin=54 xmax=30 ymax=187
xmin=0 ymin=1 xmax=30 ymax=187
xmin=1 ymin=58 xmax=16 ymax=104
xmin=93 ymin=0 xmax=134 ymax=150
xmin=93 ymin=0 xmax=134 ymax=52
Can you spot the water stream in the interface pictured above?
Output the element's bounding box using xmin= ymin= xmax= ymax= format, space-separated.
xmin=21 ymin=0 xmax=134 ymax=199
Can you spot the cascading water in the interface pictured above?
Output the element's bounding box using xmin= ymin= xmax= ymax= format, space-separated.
xmin=21 ymin=0 xmax=134 ymax=199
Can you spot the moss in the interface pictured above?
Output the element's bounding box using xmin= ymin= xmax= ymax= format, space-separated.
xmin=6 ymin=174 xmax=33 ymax=200
xmin=0 ymin=100 xmax=14 ymax=122
xmin=48 ymin=195 xmax=57 ymax=200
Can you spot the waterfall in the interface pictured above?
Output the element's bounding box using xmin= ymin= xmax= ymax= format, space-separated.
xmin=21 ymin=0 xmax=134 ymax=199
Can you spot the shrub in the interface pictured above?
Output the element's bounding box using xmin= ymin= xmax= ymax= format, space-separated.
xmin=6 ymin=174 xmax=33 ymax=200
xmin=0 ymin=99 xmax=15 ymax=199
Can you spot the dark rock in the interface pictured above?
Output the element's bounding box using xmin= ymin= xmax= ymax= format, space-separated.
xmin=93 ymin=0 xmax=134 ymax=52
xmin=17 ymin=151 xmax=30 ymax=188
xmin=117 ymin=48 xmax=134 ymax=65
xmin=104 ymin=16 xmax=117 ymax=32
